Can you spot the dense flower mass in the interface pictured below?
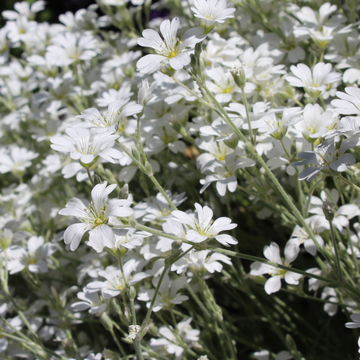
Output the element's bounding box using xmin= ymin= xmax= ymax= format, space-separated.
xmin=2 ymin=0 xmax=360 ymax=359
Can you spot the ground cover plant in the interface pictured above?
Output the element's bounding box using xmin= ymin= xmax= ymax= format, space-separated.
xmin=1 ymin=0 xmax=360 ymax=359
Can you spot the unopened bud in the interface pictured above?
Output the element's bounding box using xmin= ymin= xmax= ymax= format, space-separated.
xmin=124 ymin=306 xmax=131 ymax=322
xmin=131 ymin=147 xmax=141 ymax=162
xmin=165 ymin=240 xmax=183 ymax=267
xmin=128 ymin=286 xmax=136 ymax=301
xmin=322 ymin=201 xmax=335 ymax=221
xmin=230 ymin=65 xmax=246 ymax=89
xmin=0 ymin=229 xmax=13 ymax=250
xmin=118 ymin=183 xmax=129 ymax=199
xmin=190 ymin=53 xmax=199 ymax=76
xmin=94 ymin=174 xmax=102 ymax=185
xmin=195 ymin=42 xmax=202 ymax=58
xmin=64 ymin=338 xmax=75 ymax=358
xmin=159 ymin=64 xmax=176 ymax=77
xmin=100 ymin=313 xmax=113 ymax=332
xmin=112 ymin=299 xmax=122 ymax=314
xmin=144 ymin=161 xmax=153 ymax=176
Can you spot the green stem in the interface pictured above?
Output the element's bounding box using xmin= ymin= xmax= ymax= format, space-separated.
xmin=241 ymin=87 xmax=254 ymax=144
xmin=329 ymin=220 xmax=343 ymax=282
xmin=339 ymin=174 xmax=360 ymax=192
xmin=139 ymin=266 xmax=169 ymax=339
xmin=86 ymin=168 xmax=94 ymax=186
xmin=116 ymin=140 xmax=177 ymax=210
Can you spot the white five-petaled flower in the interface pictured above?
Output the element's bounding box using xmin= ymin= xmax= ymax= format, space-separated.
xmin=50 ymin=127 xmax=123 ymax=165
xmin=171 ymin=203 xmax=237 ymax=246
xmin=331 ymin=87 xmax=360 ymax=116
xmin=292 ymin=139 xmax=355 ymax=181
xmin=58 ymin=182 xmax=134 ymax=252
xmin=77 ymin=100 xmax=143 ymax=133
xmin=137 ymin=17 xmax=206 ymax=74
xmin=250 ymin=242 xmax=302 ymax=295
xmin=286 ymin=62 xmax=341 ymax=95
xmin=191 ymin=0 xmax=236 ymax=27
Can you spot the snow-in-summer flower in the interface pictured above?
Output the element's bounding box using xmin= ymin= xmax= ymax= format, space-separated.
xmin=50 ymin=127 xmax=123 ymax=165
xmin=58 ymin=182 xmax=134 ymax=252
xmin=7 ymin=236 xmax=57 ymax=274
xmin=250 ymin=242 xmax=302 ymax=295
xmin=137 ymin=17 xmax=205 ymax=73
xmin=331 ymin=87 xmax=360 ymax=116
xmin=191 ymin=0 xmax=235 ymax=29
xmin=292 ymin=139 xmax=356 ymax=181
xmin=171 ymin=203 xmax=237 ymax=246
xmin=0 ymin=147 xmax=38 ymax=175
xmin=77 ymin=100 xmax=143 ymax=133
xmin=286 ymin=62 xmax=341 ymax=96
xmin=86 ymin=260 xmax=147 ymax=298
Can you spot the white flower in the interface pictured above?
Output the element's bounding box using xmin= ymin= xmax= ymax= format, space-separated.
xmin=286 ymin=62 xmax=341 ymax=94
xmin=71 ymin=288 xmax=108 ymax=316
xmin=0 ymin=147 xmax=38 ymax=175
xmin=138 ymin=79 xmax=157 ymax=106
xmin=171 ymin=249 xmax=232 ymax=274
xmin=58 ymin=182 xmax=134 ymax=252
xmin=331 ymin=87 xmax=360 ymax=116
xmin=50 ymin=127 xmax=123 ymax=165
xmin=86 ymin=260 xmax=147 ymax=298
xmin=150 ymin=318 xmax=199 ymax=358
xmin=345 ymin=313 xmax=360 ymax=329
xmin=191 ymin=0 xmax=236 ymax=27
xmin=137 ymin=17 xmax=205 ymax=73
xmin=294 ymin=104 xmax=337 ymax=140
xmin=137 ymin=272 xmax=189 ymax=312
xmin=292 ymin=139 xmax=355 ymax=181
xmin=254 ymin=349 xmax=292 ymax=360
xmin=171 ymin=203 xmax=237 ymax=246
xmin=77 ymin=100 xmax=143 ymax=133
xmin=46 ymin=32 xmax=99 ymax=66
xmin=127 ymin=325 xmax=141 ymax=340
xmin=250 ymin=242 xmax=302 ymax=295
xmin=7 ymin=236 xmax=57 ymax=274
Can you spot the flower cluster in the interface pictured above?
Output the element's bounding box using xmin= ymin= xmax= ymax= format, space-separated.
xmin=1 ymin=0 xmax=360 ymax=359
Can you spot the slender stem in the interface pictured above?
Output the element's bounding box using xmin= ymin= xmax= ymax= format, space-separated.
xmin=109 ymin=328 xmax=127 ymax=358
xmin=139 ymin=266 xmax=169 ymax=339
xmin=339 ymin=174 xmax=360 ymax=192
xmin=241 ymin=87 xmax=254 ymax=144
xmin=86 ymin=168 xmax=94 ymax=186
xmin=329 ymin=220 xmax=343 ymax=282
xmin=2 ymin=252 xmax=40 ymax=341
xmin=136 ymin=115 xmax=147 ymax=161
xmin=116 ymin=140 xmax=177 ymax=210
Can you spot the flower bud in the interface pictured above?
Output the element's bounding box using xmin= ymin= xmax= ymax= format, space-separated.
xmin=100 ymin=313 xmax=113 ymax=332
xmin=118 ymin=183 xmax=129 ymax=199
xmin=128 ymin=286 xmax=136 ymax=301
xmin=93 ymin=174 xmax=102 ymax=186
xmin=124 ymin=306 xmax=131 ymax=322
xmin=131 ymin=147 xmax=141 ymax=162
xmin=0 ymin=229 xmax=13 ymax=250
xmin=230 ymin=65 xmax=246 ymax=89
xmin=144 ymin=161 xmax=153 ymax=176
xmin=322 ymin=201 xmax=335 ymax=221
xmin=64 ymin=338 xmax=76 ymax=358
